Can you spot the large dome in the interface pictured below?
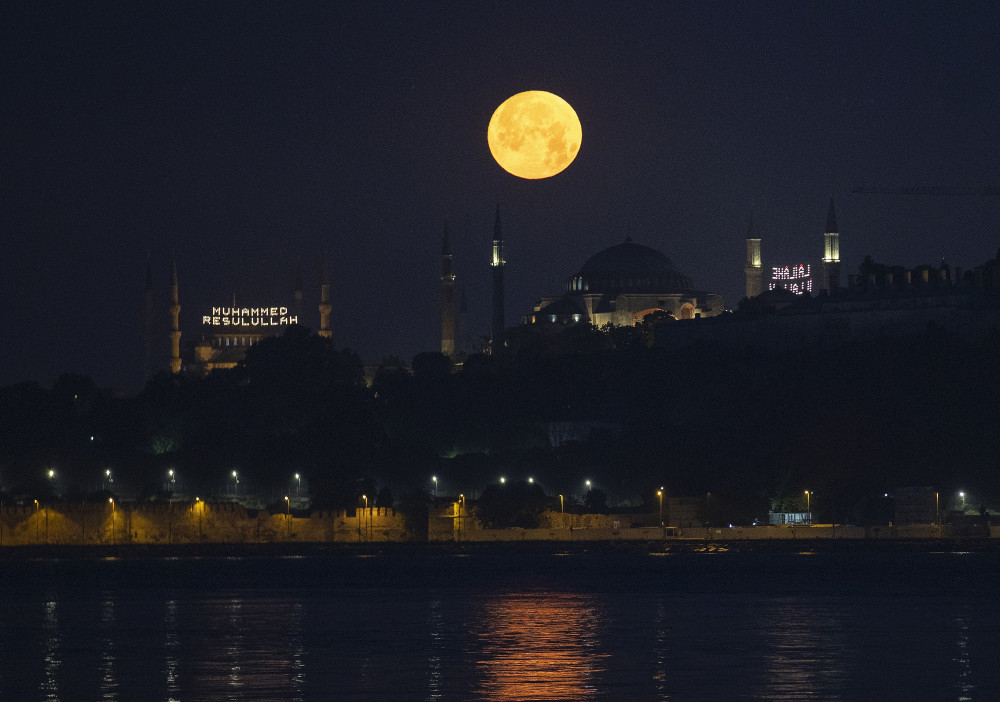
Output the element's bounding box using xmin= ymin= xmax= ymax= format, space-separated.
xmin=570 ymin=239 xmax=692 ymax=294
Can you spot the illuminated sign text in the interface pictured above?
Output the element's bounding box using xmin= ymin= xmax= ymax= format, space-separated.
xmin=203 ymin=307 xmax=298 ymax=327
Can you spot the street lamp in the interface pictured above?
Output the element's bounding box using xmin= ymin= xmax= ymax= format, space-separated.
xmin=432 ymin=475 xmax=438 ymax=497
xmin=104 ymin=468 xmax=112 ymax=491
xmin=959 ymin=491 xmax=966 ymax=511
xmin=294 ymin=473 xmax=301 ymax=499
xmin=231 ymin=470 xmax=239 ymax=497
xmin=285 ymin=496 xmax=291 ymax=538
xmin=805 ymin=491 xmax=811 ymax=523
xmin=34 ymin=499 xmax=39 ymax=543
xmin=657 ymin=489 xmax=664 ymax=526
xmin=585 ymin=479 xmax=592 ymax=490
xmin=109 ymin=497 xmax=115 ymax=542
xmin=559 ymin=494 xmax=564 ymax=514
xmin=361 ymin=494 xmax=369 ymax=542
xmin=527 ymin=477 xmax=534 ymax=484
xmin=499 ymin=476 xmax=506 ymax=485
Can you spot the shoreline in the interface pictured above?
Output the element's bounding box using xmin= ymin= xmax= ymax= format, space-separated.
xmin=2 ymin=536 xmax=999 ymax=561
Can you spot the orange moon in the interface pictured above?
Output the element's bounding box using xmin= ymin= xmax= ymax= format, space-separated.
xmin=487 ymin=91 xmax=582 ymax=179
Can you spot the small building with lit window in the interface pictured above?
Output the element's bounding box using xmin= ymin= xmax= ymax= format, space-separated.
xmin=528 ymin=238 xmax=725 ymax=328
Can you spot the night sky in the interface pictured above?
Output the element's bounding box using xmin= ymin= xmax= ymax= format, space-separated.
xmin=4 ymin=1 xmax=999 ymax=391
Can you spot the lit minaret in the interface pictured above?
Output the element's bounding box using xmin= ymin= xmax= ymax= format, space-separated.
xmin=822 ymin=197 xmax=841 ymax=293
xmin=744 ymin=213 xmax=762 ymax=299
xmin=318 ymin=260 xmax=332 ymax=339
xmin=440 ymin=223 xmax=456 ymax=357
xmin=491 ymin=204 xmax=505 ymax=351
xmin=168 ymin=255 xmax=182 ymax=374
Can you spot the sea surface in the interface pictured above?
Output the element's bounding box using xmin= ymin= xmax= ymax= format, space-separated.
xmin=1 ymin=542 xmax=998 ymax=701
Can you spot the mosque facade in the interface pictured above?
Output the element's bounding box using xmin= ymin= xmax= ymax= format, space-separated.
xmin=527 ymin=238 xmax=725 ymax=328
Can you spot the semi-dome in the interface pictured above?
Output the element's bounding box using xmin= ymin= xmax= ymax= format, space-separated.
xmin=569 ymin=238 xmax=692 ymax=294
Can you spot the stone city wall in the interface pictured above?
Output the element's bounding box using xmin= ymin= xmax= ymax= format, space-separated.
xmin=0 ymin=504 xmax=992 ymax=546
xmin=0 ymin=503 xmax=407 ymax=546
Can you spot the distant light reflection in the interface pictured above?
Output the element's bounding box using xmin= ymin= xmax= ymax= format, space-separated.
xmin=40 ymin=601 xmax=61 ymax=702
xmin=163 ymin=599 xmax=180 ymax=702
xmin=473 ymin=592 xmax=606 ymax=700
xmin=99 ymin=598 xmax=118 ymax=701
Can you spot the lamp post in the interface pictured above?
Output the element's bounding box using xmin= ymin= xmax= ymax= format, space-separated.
xmin=109 ymin=497 xmax=115 ymax=543
xmin=959 ymin=491 xmax=966 ymax=511
xmin=805 ymin=490 xmax=811 ymax=523
xmin=432 ymin=476 xmax=438 ymax=497
xmin=231 ymin=470 xmax=239 ymax=498
xmin=285 ymin=496 xmax=291 ymax=539
xmin=47 ymin=469 xmax=55 ymax=498
xmin=167 ymin=469 xmax=175 ymax=494
xmin=457 ymin=494 xmax=464 ymax=541
xmin=34 ymin=499 xmax=39 ymax=543
xmin=935 ymin=491 xmax=940 ymax=525
xmin=559 ymin=494 xmax=564 ymax=513
xmin=499 ymin=476 xmax=506 ymax=485
xmin=361 ymin=494 xmax=368 ymax=541
xmin=657 ymin=489 xmax=664 ymax=526
xmin=104 ymin=468 xmax=112 ymax=492
xmin=294 ymin=473 xmax=301 ymax=499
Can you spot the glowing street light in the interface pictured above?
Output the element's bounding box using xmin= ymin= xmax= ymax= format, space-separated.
xmin=109 ymin=497 xmax=115 ymax=542
xmin=294 ymin=473 xmax=301 ymax=498
xmin=805 ymin=490 xmax=812 ymax=522
xmin=559 ymin=494 xmax=564 ymax=514
xmin=959 ymin=491 xmax=966 ymax=510
xmin=104 ymin=468 xmax=112 ymax=491
xmin=585 ymin=479 xmax=592 ymax=491
xmin=657 ymin=488 xmax=664 ymax=526
xmin=499 ymin=476 xmax=506 ymax=485
xmin=432 ymin=475 xmax=438 ymax=497
xmin=231 ymin=470 xmax=239 ymax=496
xmin=527 ymin=477 xmax=534 ymax=484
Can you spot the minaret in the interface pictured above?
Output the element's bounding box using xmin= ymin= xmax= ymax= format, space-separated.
xmin=821 ymin=197 xmax=841 ymax=293
xmin=318 ymin=260 xmax=332 ymax=339
xmin=440 ymin=223 xmax=456 ymax=357
xmin=490 ymin=204 xmax=505 ymax=351
xmin=744 ymin=213 xmax=762 ymax=299
xmin=293 ymin=264 xmax=304 ymax=321
xmin=168 ymin=255 xmax=182 ymax=374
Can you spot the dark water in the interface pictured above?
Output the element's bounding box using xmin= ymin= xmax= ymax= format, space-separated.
xmin=1 ymin=543 xmax=998 ymax=701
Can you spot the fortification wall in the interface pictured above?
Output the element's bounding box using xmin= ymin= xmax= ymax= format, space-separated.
xmin=0 ymin=503 xmax=407 ymax=546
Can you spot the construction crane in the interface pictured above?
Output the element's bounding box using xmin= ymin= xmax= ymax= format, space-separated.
xmin=852 ymin=186 xmax=1000 ymax=196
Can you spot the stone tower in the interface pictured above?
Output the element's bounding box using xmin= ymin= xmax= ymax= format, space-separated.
xmin=822 ymin=197 xmax=841 ymax=293
xmin=168 ymin=255 xmax=182 ymax=374
xmin=744 ymin=213 xmax=762 ymax=299
xmin=440 ymin=223 xmax=456 ymax=357
xmin=318 ymin=260 xmax=332 ymax=339
xmin=491 ymin=204 xmax=505 ymax=352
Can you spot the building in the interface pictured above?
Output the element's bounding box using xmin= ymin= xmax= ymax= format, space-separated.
xmin=143 ymin=259 xmax=334 ymax=378
xmin=529 ymin=237 xmax=725 ymax=328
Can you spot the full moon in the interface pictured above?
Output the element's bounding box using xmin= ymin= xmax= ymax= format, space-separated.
xmin=487 ymin=91 xmax=582 ymax=179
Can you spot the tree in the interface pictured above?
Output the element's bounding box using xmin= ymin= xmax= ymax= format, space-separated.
xmin=476 ymin=480 xmax=548 ymax=528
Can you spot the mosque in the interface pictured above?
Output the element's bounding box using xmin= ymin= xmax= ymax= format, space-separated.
xmin=145 ymin=198 xmax=855 ymax=377
xmin=141 ymin=259 xmax=333 ymax=377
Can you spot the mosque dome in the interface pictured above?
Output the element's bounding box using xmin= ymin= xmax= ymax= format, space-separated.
xmin=569 ymin=239 xmax=692 ymax=295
